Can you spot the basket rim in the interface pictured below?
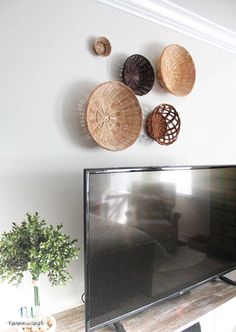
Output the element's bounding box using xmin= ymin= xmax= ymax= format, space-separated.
xmin=123 ymin=53 xmax=153 ymax=63
xmin=85 ymin=80 xmax=143 ymax=151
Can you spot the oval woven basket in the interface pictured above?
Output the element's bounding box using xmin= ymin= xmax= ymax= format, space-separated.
xmin=94 ymin=36 xmax=112 ymax=57
xmin=85 ymin=81 xmax=142 ymax=151
xmin=146 ymin=104 xmax=181 ymax=145
xmin=122 ymin=54 xmax=155 ymax=96
xmin=157 ymin=44 xmax=196 ymax=96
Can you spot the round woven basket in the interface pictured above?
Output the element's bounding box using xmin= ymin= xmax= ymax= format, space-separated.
xmin=157 ymin=44 xmax=196 ymax=96
xmin=146 ymin=104 xmax=181 ymax=145
xmin=94 ymin=36 xmax=112 ymax=57
xmin=85 ymin=81 xmax=142 ymax=151
xmin=122 ymin=54 xmax=155 ymax=96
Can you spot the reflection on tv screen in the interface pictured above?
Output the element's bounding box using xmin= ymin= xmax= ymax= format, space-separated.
xmin=85 ymin=167 xmax=236 ymax=330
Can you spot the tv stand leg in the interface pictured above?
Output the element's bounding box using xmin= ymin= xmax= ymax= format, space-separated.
xmin=113 ymin=321 xmax=127 ymax=332
xmin=219 ymin=275 xmax=236 ymax=286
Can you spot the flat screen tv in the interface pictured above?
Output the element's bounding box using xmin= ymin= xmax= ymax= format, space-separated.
xmin=84 ymin=165 xmax=236 ymax=332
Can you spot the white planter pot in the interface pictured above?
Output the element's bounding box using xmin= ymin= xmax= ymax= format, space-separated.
xmin=18 ymin=316 xmax=56 ymax=332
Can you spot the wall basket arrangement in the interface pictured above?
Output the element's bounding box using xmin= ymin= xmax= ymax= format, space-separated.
xmin=122 ymin=54 xmax=155 ymax=96
xmin=146 ymin=104 xmax=181 ymax=145
xmin=85 ymin=81 xmax=142 ymax=151
xmin=89 ymin=39 xmax=196 ymax=149
xmin=157 ymin=44 xmax=196 ymax=96
xmin=94 ymin=36 xmax=112 ymax=57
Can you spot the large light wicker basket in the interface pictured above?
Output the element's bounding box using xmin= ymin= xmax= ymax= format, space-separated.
xmin=157 ymin=44 xmax=196 ymax=96
xmin=85 ymin=81 xmax=142 ymax=151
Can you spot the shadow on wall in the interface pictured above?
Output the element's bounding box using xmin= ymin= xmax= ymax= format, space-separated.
xmin=144 ymin=41 xmax=165 ymax=67
xmin=107 ymin=52 xmax=129 ymax=81
xmin=55 ymin=81 xmax=99 ymax=149
xmin=86 ymin=35 xmax=97 ymax=56
xmin=138 ymin=102 xmax=154 ymax=145
xmin=143 ymin=41 xmax=169 ymax=96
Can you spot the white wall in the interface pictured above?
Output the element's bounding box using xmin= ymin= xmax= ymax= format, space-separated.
xmin=0 ymin=0 xmax=236 ymax=324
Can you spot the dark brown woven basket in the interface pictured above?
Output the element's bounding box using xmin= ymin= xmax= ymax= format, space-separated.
xmin=122 ymin=54 xmax=155 ymax=96
xmin=146 ymin=104 xmax=181 ymax=145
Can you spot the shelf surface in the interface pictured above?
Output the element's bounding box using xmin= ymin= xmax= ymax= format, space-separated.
xmin=55 ymin=277 xmax=236 ymax=332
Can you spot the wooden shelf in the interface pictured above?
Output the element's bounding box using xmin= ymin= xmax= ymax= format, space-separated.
xmin=55 ymin=278 xmax=236 ymax=331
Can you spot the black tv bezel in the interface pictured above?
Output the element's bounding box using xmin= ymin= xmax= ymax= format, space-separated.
xmin=84 ymin=165 xmax=236 ymax=332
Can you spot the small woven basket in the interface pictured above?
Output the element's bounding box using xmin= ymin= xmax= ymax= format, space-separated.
xmin=146 ymin=104 xmax=181 ymax=145
xmin=86 ymin=81 xmax=142 ymax=151
xmin=157 ymin=44 xmax=196 ymax=96
xmin=122 ymin=54 xmax=155 ymax=96
xmin=94 ymin=36 xmax=112 ymax=57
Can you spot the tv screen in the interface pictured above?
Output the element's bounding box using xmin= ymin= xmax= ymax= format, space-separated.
xmin=84 ymin=166 xmax=236 ymax=331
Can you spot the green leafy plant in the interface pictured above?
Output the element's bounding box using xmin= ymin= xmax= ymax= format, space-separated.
xmin=0 ymin=212 xmax=80 ymax=309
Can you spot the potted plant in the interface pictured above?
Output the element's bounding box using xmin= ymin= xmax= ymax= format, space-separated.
xmin=0 ymin=212 xmax=80 ymax=331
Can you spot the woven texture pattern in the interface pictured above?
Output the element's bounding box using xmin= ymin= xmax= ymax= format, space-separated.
xmin=94 ymin=37 xmax=112 ymax=57
xmin=86 ymin=81 xmax=142 ymax=151
xmin=157 ymin=44 xmax=195 ymax=96
xmin=122 ymin=54 xmax=155 ymax=96
xmin=146 ymin=104 xmax=181 ymax=145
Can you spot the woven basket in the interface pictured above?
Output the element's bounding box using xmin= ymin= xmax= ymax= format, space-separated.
xmin=146 ymin=104 xmax=181 ymax=145
xmin=94 ymin=36 xmax=112 ymax=57
xmin=85 ymin=81 xmax=142 ymax=151
xmin=122 ymin=54 xmax=155 ymax=96
xmin=157 ymin=44 xmax=196 ymax=96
